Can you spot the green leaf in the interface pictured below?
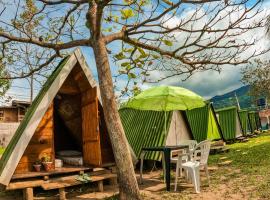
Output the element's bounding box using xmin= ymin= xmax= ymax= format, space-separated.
xmin=114 ymin=52 xmax=126 ymax=60
xmin=152 ymin=54 xmax=160 ymax=59
xmin=163 ymin=40 xmax=173 ymax=46
xmin=121 ymin=62 xmax=130 ymax=67
xmin=138 ymin=48 xmax=146 ymax=56
xmin=121 ymin=9 xmax=134 ymax=20
xmin=128 ymin=72 xmax=137 ymax=79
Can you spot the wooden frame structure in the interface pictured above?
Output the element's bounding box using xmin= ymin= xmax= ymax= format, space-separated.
xmin=0 ymin=49 xmax=116 ymax=199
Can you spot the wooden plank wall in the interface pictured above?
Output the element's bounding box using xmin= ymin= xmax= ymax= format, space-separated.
xmin=81 ymin=87 xmax=102 ymax=166
xmin=99 ymin=105 xmax=115 ymax=165
xmin=14 ymin=103 xmax=54 ymax=174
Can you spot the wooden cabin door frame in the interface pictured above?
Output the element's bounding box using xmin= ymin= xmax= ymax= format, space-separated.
xmin=81 ymin=87 xmax=102 ymax=166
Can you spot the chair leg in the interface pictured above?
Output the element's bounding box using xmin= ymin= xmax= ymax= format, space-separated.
xmin=184 ymin=169 xmax=189 ymax=182
xmin=194 ymin=166 xmax=200 ymax=193
xmin=139 ymin=151 xmax=145 ymax=184
xmin=204 ymin=165 xmax=210 ymax=186
xmin=190 ymin=167 xmax=200 ymax=194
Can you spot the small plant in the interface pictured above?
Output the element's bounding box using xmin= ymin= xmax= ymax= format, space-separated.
xmin=33 ymin=159 xmax=42 ymax=172
xmin=41 ymin=154 xmax=51 ymax=163
xmin=41 ymin=154 xmax=53 ymax=172
xmin=34 ymin=159 xmax=42 ymax=165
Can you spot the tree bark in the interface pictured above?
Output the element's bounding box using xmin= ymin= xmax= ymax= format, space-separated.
xmin=92 ymin=37 xmax=141 ymax=200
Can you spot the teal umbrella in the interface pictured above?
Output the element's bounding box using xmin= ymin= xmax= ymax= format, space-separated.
xmin=123 ymin=86 xmax=205 ymax=140
xmin=124 ymin=86 xmax=205 ymax=111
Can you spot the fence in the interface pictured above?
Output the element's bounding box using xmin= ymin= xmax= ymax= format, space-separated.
xmin=0 ymin=123 xmax=19 ymax=147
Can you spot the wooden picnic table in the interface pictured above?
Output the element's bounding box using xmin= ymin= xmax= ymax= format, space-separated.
xmin=140 ymin=145 xmax=189 ymax=191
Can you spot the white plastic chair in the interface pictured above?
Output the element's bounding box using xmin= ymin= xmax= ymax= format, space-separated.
xmin=174 ymin=140 xmax=211 ymax=193
xmin=171 ymin=140 xmax=197 ymax=177
xmin=191 ymin=140 xmax=211 ymax=185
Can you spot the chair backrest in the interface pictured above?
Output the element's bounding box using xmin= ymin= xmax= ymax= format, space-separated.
xmin=193 ymin=140 xmax=211 ymax=165
xmin=180 ymin=140 xmax=198 ymax=151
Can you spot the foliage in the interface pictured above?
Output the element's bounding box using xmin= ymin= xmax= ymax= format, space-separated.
xmin=0 ymin=61 xmax=10 ymax=96
xmin=0 ymin=0 xmax=268 ymax=198
xmin=0 ymin=0 xmax=267 ymax=98
xmin=41 ymin=153 xmax=51 ymax=163
xmin=241 ymin=59 xmax=270 ymax=101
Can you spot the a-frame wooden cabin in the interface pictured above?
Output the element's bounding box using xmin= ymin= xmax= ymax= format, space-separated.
xmin=0 ymin=49 xmax=116 ymax=197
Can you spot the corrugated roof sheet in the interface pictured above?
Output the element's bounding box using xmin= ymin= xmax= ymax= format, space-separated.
xmin=186 ymin=105 xmax=221 ymax=142
xmin=119 ymin=108 xmax=172 ymax=161
xmin=238 ymin=110 xmax=249 ymax=135
xmin=215 ymin=107 xmax=237 ymax=140
xmin=248 ymin=111 xmax=259 ymax=132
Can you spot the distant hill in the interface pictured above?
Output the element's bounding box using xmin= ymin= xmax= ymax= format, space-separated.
xmin=210 ymin=85 xmax=258 ymax=110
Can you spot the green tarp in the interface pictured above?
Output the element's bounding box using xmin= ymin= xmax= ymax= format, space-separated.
xmin=119 ymin=108 xmax=172 ymax=161
xmin=248 ymin=111 xmax=261 ymax=132
xmin=238 ymin=110 xmax=249 ymax=136
xmin=186 ymin=104 xmax=222 ymax=142
xmin=215 ymin=107 xmax=242 ymax=140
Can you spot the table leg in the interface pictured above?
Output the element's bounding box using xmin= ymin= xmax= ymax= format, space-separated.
xmin=164 ymin=149 xmax=171 ymax=191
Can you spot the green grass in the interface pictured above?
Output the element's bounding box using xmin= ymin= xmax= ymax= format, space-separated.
xmin=208 ymin=131 xmax=270 ymax=199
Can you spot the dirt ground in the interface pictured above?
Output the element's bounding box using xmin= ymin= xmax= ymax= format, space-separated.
xmin=0 ymin=170 xmax=255 ymax=200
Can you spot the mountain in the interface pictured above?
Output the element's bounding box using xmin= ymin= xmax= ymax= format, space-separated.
xmin=209 ymin=85 xmax=257 ymax=110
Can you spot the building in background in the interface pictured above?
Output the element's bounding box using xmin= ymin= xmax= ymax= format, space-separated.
xmin=0 ymin=100 xmax=30 ymax=123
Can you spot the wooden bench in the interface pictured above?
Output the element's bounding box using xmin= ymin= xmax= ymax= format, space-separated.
xmin=7 ymin=170 xmax=117 ymax=200
xmin=41 ymin=173 xmax=117 ymax=200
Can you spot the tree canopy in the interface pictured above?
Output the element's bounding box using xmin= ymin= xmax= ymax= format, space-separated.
xmin=242 ymin=59 xmax=270 ymax=101
xmin=0 ymin=0 xmax=269 ymax=199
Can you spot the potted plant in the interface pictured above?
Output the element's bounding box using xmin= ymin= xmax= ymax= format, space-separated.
xmin=33 ymin=160 xmax=42 ymax=172
xmin=41 ymin=154 xmax=53 ymax=172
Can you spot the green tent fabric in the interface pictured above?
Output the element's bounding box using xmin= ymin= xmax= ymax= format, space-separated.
xmin=120 ymin=108 xmax=172 ymax=161
xmin=238 ymin=110 xmax=249 ymax=136
xmin=186 ymin=104 xmax=223 ymax=142
xmin=248 ymin=111 xmax=261 ymax=132
xmin=123 ymin=86 xmax=205 ymax=111
xmin=255 ymin=112 xmax=262 ymax=130
xmin=119 ymin=108 xmax=194 ymax=161
xmin=215 ymin=106 xmax=243 ymax=140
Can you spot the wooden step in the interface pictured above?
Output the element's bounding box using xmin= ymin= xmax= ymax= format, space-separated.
xmin=7 ymin=179 xmax=44 ymax=190
xmin=41 ymin=173 xmax=117 ymax=190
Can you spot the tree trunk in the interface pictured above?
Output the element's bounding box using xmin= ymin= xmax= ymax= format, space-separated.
xmin=92 ymin=37 xmax=141 ymax=200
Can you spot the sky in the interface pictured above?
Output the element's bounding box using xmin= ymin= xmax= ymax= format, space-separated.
xmin=2 ymin=0 xmax=270 ymax=104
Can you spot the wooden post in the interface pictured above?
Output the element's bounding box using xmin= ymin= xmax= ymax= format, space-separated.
xmin=23 ymin=187 xmax=33 ymax=200
xmin=59 ymin=188 xmax=66 ymax=200
xmin=109 ymin=177 xmax=118 ymax=186
xmin=97 ymin=181 xmax=104 ymax=192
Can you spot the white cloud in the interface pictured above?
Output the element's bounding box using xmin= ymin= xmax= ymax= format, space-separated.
xmin=143 ymin=2 xmax=270 ymax=99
